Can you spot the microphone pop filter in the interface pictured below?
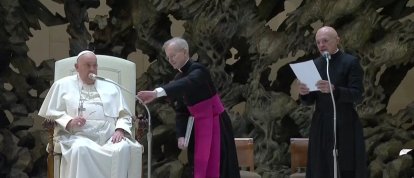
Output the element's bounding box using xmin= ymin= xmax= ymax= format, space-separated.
xmin=88 ymin=73 xmax=97 ymax=80
xmin=322 ymin=51 xmax=331 ymax=60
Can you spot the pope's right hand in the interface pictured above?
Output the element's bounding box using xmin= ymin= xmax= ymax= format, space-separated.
xmin=67 ymin=116 xmax=86 ymax=130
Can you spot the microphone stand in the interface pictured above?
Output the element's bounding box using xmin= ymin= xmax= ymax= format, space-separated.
xmin=324 ymin=55 xmax=339 ymax=178
xmin=90 ymin=75 xmax=152 ymax=178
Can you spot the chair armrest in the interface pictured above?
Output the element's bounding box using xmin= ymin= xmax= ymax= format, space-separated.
xmin=42 ymin=119 xmax=57 ymax=129
xmin=134 ymin=114 xmax=148 ymax=142
xmin=42 ymin=119 xmax=56 ymax=178
xmin=42 ymin=119 xmax=56 ymax=152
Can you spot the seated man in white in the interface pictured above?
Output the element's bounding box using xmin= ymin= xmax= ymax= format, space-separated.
xmin=38 ymin=51 xmax=142 ymax=178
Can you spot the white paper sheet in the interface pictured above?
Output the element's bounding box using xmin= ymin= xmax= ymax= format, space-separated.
xmin=184 ymin=116 xmax=194 ymax=148
xmin=289 ymin=60 xmax=322 ymax=91
xmin=399 ymin=149 xmax=412 ymax=156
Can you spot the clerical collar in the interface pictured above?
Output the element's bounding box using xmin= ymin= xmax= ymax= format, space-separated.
xmin=82 ymin=83 xmax=95 ymax=90
xmin=331 ymin=49 xmax=342 ymax=59
xmin=178 ymin=58 xmax=191 ymax=73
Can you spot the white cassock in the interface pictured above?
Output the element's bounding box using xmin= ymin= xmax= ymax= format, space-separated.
xmin=38 ymin=74 xmax=142 ymax=178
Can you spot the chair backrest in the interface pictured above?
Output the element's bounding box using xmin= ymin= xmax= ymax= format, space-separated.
xmin=290 ymin=138 xmax=309 ymax=173
xmin=54 ymin=55 xmax=136 ymax=113
xmin=235 ymin=138 xmax=255 ymax=171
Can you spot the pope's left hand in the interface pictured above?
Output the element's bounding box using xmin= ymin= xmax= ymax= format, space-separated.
xmin=111 ymin=129 xmax=125 ymax=143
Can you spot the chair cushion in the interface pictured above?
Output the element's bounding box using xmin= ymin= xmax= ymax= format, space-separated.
xmin=53 ymin=143 xmax=61 ymax=153
xmin=240 ymin=170 xmax=261 ymax=178
xmin=46 ymin=142 xmax=61 ymax=153
xmin=290 ymin=172 xmax=306 ymax=178
xmin=290 ymin=138 xmax=308 ymax=173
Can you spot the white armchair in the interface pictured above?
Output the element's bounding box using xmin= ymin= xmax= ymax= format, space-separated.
xmin=43 ymin=55 xmax=143 ymax=178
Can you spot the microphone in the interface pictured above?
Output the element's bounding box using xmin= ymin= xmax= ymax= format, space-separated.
xmin=88 ymin=73 xmax=105 ymax=81
xmin=322 ymin=51 xmax=331 ymax=61
xmin=321 ymin=52 xmax=339 ymax=178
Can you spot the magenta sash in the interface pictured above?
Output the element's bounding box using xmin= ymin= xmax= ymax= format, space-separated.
xmin=187 ymin=94 xmax=225 ymax=178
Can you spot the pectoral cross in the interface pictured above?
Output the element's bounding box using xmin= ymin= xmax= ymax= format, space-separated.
xmin=78 ymin=100 xmax=86 ymax=117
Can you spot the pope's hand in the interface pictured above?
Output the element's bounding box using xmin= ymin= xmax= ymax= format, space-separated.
xmin=67 ymin=116 xmax=86 ymax=130
xmin=111 ymin=129 xmax=125 ymax=143
xmin=137 ymin=91 xmax=157 ymax=104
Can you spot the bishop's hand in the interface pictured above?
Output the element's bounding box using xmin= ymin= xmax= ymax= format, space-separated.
xmin=137 ymin=90 xmax=157 ymax=104
xmin=177 ymin=137 xmax=185 ymax=150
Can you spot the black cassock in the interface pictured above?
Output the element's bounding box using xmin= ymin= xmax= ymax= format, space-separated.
xmin=300 ymin=51 xmax=367 ymax=178
xmin=162 ymin=60 xmax=240 ymax=178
